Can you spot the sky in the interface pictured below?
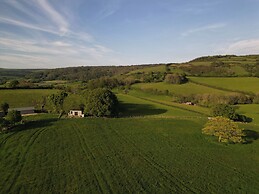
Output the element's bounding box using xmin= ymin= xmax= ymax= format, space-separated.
xmin=0 ymin=0 xmax=259 ymax=69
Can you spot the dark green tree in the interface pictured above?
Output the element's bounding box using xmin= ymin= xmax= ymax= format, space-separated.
xmin=45 ymin=91 xmax=68 ymax=113
xmin=6 ymin=110 xmax=22 ymax=125
xmin=0 ymin=102 xmax=9 ymax=115
xmin=8 ymin=80 xmax=19 ymax=88
xmin=211 ymin=104 xmax=238 ymax=120
xmin=165 ymin=73 xmax=188 ymax=84
xmin=85 ymin=88 xmax=119 ymax=117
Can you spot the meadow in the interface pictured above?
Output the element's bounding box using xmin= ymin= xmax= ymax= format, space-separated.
xmin=132 ymin=82 xmax=230 ymax=95
xmin=0 ymin=113 xmax=258 ymax=193
xmin=0 ymin=89 xmax=58 ymax=108
xmin=1 ymin=89 xmax=259 ymax=193
xmin=190 ymin=77 xmax=259 ymax=93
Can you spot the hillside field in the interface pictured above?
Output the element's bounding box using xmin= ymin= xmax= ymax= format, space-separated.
xmin=132 ymin=82 xmax=231 ymax=95
xmin=190 ymin=77 xmax=259 ymax=93
xmin=0 ymin=89 xmax=58 ymax=108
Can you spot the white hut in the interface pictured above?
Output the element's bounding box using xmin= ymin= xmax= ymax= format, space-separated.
xmin=68 ymin=110 xmax=84 ymax=118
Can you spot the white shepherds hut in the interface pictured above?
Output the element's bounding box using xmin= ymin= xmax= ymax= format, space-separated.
xmin=68 ymin=110 xmax=84 ymax=118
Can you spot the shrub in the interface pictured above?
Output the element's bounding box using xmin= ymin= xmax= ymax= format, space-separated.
xmin=211 ymin=104 xmax=238 ymax=120
xmin=165 ymin=73 xmax=188 ymax=84
xmin=6 ymin=110 xmax=22 ymax=125
xmin=202 ymin=117 xmax=245 ymax=143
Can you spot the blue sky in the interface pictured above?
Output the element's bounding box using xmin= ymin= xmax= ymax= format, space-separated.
xmin=0 ymin=0 xmax=259 ymax=68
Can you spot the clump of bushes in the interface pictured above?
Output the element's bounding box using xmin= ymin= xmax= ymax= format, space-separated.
xmin=165 ymin=73 xmax=188 ymax=84
xmin=202 ymin=116 xmax=245 ymax=144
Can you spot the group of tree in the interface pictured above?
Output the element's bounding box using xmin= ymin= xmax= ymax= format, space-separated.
xmin=0 ymin=102 xmax=22 ymax=131
xmin=43 ymin=89 xmax=119 ymax=118
xmin=165 ymin=73 xmax=188 ymax=84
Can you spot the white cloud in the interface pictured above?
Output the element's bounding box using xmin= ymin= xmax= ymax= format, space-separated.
xmin=182 ymin=23 xmax=226 ymax=37
xmin=35 ymin=0 xmax=69 ymax=35
xmin=223 ymin=39 xmax=259 ymax=54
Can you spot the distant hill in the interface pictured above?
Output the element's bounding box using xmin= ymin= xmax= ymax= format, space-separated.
xmin=1 ymin=55 xmax=259 ymax=82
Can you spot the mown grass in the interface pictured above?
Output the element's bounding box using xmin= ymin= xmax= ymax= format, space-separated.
xmin=190 ymin=77 xmax=259 ymax=93
xmin=132 ymin=82 xmax=230 ymax=95
xmin=117 ymin=93 xmax=202 ymax=118
xmin=116 ymin=89 xmax=210 ymax=116
xmin=0 ymin=114 xmax=258 ymax=193
xmin=0 ymin=89 xmax=58 ymax=108
xmin=236 ymin=104 xmax=259 ymax=125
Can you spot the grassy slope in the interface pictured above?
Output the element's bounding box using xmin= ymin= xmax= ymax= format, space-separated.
xmin=132 ymin=82 xmax=231 ymax=95
xmin=190 ymin=77 xmax=259 ymax=93
xmin=117 ymin=93 xmax=202 ymax=118
xmin=117 ymin=90 xmax=210 ymax=116
xmin=0 ymin=114 xmax=258 ymax=193
xmin=0 ymin=89 xmax=58 ymax=108
xmin=236 ymin=104 xmax=259 ymax=125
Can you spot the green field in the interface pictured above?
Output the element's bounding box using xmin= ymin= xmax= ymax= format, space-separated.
xmin=236 ymin=104 xmax=259 ymax=125
xmin=132 ymin=82 xmax=230 ymax=95
xmin=0 ymin=89 xmax=58 ymax=108
xmin=0 ymin=114 xmax=258 ymax=193
xmin=117 ymin=93 xmax=204 ymax=118
xmin=190 ymin=77 xmax=259 ymax=93
xmin=117 ymin=90 xmax=210 ymax=116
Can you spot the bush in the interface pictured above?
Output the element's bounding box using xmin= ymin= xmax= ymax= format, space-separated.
xmin=165 ymin=73 xmax=188 ymax=84
xmin=202 ymin=117 xmax=245 ymax=143
xmin=211 ymin=104 xmax=238 ymax=120
xmin=85 ymin=88 xmax=119 ymax=117
xmin=6 ymin=110 xmax=22 ymax=125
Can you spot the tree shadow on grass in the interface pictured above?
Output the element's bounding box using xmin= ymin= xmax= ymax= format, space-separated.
xmin=10 ymin=118 xmax=58 ymax=133
xmin=119 ymin=102 xmax=167 ymax=117
xmin=244 ymin=129 xmax=259 ymax=144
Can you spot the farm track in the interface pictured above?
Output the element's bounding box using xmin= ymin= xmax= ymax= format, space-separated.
xmin=73 ymin=122 xmax=112 ymax=193
xmin=2 ymin=127 xmax=48 ymax=193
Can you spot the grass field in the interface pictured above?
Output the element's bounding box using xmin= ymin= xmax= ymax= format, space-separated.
xmin=190 ymin=77 xmax=259 ymax=93
xmin=117 ymin=93 xmax=203 ymax=118
xmin=132 ymin=82 xmax=230 ymax=95
xmin=0 ymin=89 xmax=58 ymax=108
xmin=117 ymin=90 xmax=210 ymax=116
xmin=236 ymin=104 xmax=259 ymax=125
xmin=0 ymin=114 xmax=258 ymax=193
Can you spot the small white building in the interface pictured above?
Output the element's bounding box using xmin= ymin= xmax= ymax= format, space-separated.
xmin=68 ymin=110 xmax=84 ymax=118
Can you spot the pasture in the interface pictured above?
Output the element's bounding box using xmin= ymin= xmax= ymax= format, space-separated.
xmin=190 ymin=77 xmax=259 ymax=93
xmin=0 ymin=114 xmax=258 ymax=193
xmin=132 ymin=82 xmax=230 ymax=95
xmin=0 ymin=89 xmax=58 ymax=108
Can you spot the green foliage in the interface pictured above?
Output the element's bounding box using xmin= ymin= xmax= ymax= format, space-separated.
xmin=202 ymin=117 xmax=245 ymax=143
xmin=164 ymin=73 xmax=188 ymax=84
xmin=45 ymin=91 xmax=68 ymax=113
xmin=8 ymin=80 xmax=19 ymax=88
xmin=0 ymin=102 xmax=9 ymax=115
xmin=211 ymin=104 xmax=238 ymax=120
xmin=6 ymin=110 xmax=22 ymax=125
xmin=85 ymin=88 xmax=119 ymax=117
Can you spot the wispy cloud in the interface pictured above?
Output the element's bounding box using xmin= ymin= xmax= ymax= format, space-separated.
xmin=182 ymin=23 xmax=226 ymax=37
xmin=36 ymin=0 xmax=69 ymax=35
xmin=0 ymin=16 xmax=60 ymax=35
xmin=222 ymin=39 xmax=259 ymax=54
xmin=0 ymin=0 xmax=117 ymax=68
